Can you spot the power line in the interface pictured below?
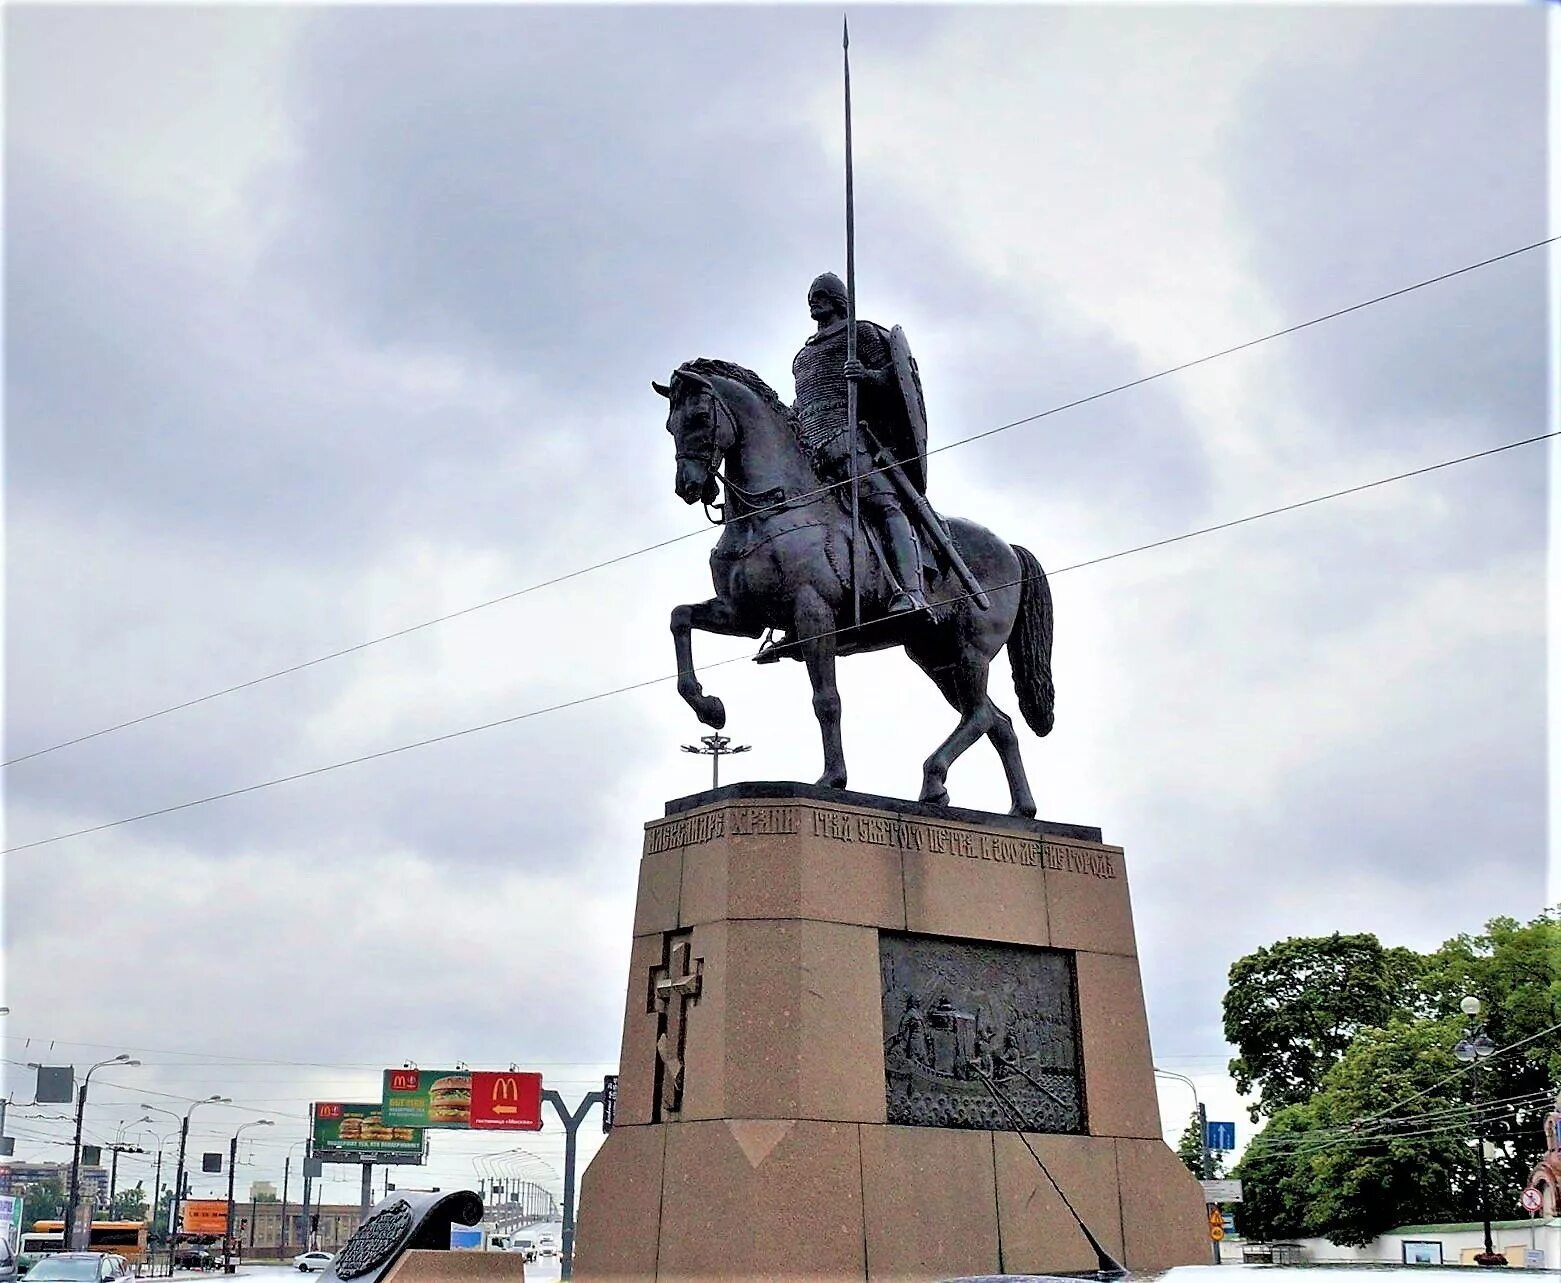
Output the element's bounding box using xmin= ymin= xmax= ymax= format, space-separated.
xmin=6 ymin=234 xmax=1552 ymax=771
xmin=3 ymin=426 xmax=1549 ymax=857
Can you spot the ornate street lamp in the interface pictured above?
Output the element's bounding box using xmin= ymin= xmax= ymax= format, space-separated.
xmin=1455 ymin=996 xmax=1506 ymax=1268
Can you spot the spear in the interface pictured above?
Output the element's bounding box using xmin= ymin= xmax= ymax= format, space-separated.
xmin=843 ymin=14 xmax=861 ymax=628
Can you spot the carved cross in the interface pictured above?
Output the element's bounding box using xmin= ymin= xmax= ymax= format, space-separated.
xmin=650 ymin=935 xmax=703 ymax=1115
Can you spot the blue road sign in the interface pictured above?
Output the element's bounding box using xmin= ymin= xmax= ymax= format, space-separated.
xmin=1206 ymin=1120 xmax=1236 ymax=1151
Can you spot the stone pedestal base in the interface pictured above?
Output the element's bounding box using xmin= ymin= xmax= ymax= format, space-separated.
xmin=574 ymin=784 xmax=1207 ymax=1282
xmin=383 ymin=1252 xmax=525 ymax=1283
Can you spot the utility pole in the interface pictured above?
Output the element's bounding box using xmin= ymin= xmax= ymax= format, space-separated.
xmin=360 ymin=1162 xmax=373 ymax=1220
xmin=300 ymin=1140 xmax=314 ymax=1252
xmin=280 ymin=1156 xmax=291 ymax=1253
xmin=542 ymin=1089 xmax=604 ymax=1281
xmin=679 ymin=733 xmax=751 ymax=789
xmin=151 ymin=1148 xmax=164 ymax=1241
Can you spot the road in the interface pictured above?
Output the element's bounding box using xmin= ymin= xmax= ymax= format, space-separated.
xmin=184 ymin=1253 xmax=561 ymax=1282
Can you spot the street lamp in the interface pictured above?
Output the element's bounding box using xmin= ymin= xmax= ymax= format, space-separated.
xmin=1156 ymin=1067 xmax=1218 ymax=1265
xmin=139 ymin=1106 xmax=182 ymax=1241
xmin=1454 ymin=996 xmax=1506 ymax=1268
xmin=170 ymin=1096 xmax=232 ymax=1274
xmin=224 ymin=1120 xmax=273 ymax=1274
xmin=65 ymin=1055 xmax=140 ymax=1248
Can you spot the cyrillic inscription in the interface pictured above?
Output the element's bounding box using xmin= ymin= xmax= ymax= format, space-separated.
xmin=646 ymin=806 xmax=1118 ymax=879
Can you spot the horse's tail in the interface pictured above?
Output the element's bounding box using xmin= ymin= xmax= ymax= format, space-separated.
xmin=1008 ymin=544 xmax=1055 ymax=737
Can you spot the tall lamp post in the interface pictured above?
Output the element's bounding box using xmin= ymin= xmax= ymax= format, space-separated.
xmin=281 ymin=1138 xmax=308 ymax=1253
xmin=1156 ymin=1068 xmax=1216 ymax=1263
xmin=66 ymin=1054 xmax=141 ymax=1248
xmin=1454 ymin=996 xmax=1506 ymax=1268
xmin=170 ymin=1095 xmax=232 ymax=1274
xmin=224 ymin=1120 xmax=273 ymax=1273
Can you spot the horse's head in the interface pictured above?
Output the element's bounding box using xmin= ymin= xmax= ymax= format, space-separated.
xmin=654 ymin=366 xmax=731 ymax=507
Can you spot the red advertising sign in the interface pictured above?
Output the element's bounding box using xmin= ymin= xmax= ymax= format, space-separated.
xmin=468 ymin=1071 xmax=543 ymax=1131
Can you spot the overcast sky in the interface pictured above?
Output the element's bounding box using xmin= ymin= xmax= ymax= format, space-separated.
xmin=3 ymin=3 xmax=1552 ymax=1202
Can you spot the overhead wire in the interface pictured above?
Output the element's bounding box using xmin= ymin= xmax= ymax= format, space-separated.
xmin=3 ymin=426 xmax=1552 ymax=857
xmin=4 ymin=233 xmax=1552 ymax=772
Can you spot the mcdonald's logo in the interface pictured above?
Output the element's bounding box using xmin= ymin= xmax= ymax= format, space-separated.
xmin=491 ymin=1076 xmax=520 ymax=1113
xmin=470 ymin=1070 xmax=543 ymax=1131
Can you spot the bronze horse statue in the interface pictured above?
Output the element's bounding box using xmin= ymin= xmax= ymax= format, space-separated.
xmin=655 ymin=358 xmax=1054 ymax=817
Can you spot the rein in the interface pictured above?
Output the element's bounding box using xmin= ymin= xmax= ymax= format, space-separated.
xmin=676 ymin=386 xmax=795 ymax=525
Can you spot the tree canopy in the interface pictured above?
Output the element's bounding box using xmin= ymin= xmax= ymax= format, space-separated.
xmin=1228 ymin=910 xmax=1560 ymax=1246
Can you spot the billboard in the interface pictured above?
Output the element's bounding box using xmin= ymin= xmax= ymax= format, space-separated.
xmin=182 ymin=1200 xmax=229 ymax=1236
xmin=0 ymin=1195 xmax=22 ymax=1251
xmin=312 ymin=1103 xmax=425 ymax=1165
xmin=382 ymin=1070 xmax=542 ymax=1131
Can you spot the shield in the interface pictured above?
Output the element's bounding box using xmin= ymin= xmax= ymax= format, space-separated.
xmin=885 ymin=325 xmax=929 ymax=493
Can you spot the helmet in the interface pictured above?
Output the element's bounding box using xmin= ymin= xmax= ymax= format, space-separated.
xmin=808 ymin=271 xmax=848 ymax=307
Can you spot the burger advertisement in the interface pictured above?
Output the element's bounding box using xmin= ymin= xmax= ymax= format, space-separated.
xmin=311 ymin=1102 xmax=427 ymax=1164
xmin=382 ymin=1068 xmax=543 ymax=1131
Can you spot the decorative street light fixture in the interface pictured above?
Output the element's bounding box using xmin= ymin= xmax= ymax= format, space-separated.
xmin=1454 ymin=995 xmax=1506 ymax=1268
xmin=681 ymin=733 xmax=751 ymax=789
xmin=66 ymin=1055 xmax=141 ymax=1248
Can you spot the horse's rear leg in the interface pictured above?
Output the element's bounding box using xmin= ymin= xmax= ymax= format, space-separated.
xmin=916 ymin=658 xmax=995 ymax=808
xmin=671 ymin=598 xmax=760 ymax=729
xmin=987 ymin=706 xmax=1037 ymax=818
xmin=794 ymin=586 xmax=846 ymax=789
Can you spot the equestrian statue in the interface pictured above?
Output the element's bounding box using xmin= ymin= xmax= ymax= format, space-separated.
xmin=655 ymin=273 xmax=1055 ymax=817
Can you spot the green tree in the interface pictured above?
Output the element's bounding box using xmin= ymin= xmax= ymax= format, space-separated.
xmin=17 ymin=1179 xmax=67 ymax=1225
xmin=107 ymin=1183 xmax=149 ymax=1222
xmin=1303 ymin=1018 xmax=1476 ymax=1245
xmin=1223 ymin=932 xmax=1425 ymax=1121
xmin=1229 ymin=911 xmax=1561 ymax=1246
xmin=1232 ymin=1101 xmax=1323 ymax=1242
xmin=1419 ymin=912 xmax=1561 ymax=1200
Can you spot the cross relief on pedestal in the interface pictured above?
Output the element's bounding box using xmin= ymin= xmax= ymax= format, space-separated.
xmin=649 ymin=932 xmax=703 ymax=1116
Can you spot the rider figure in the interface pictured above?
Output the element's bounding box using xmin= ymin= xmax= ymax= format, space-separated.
xmin=792 ymin=271 xmax=930 ymax=617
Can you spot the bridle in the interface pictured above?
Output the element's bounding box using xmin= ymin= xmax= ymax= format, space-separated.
xmin=674 ymin=384 xmax=787 ymax=524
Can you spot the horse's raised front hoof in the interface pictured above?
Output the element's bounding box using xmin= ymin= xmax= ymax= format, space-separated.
xmin=695 ymin=695 xmax=727 ymax=730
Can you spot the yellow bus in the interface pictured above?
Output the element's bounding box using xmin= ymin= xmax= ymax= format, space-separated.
xmin=28 ymin=1223 xmax=150 ymax=1265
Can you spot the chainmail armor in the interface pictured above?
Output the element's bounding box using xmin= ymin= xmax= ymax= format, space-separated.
xmin=792 ymin=321 xmax=891 ymax=454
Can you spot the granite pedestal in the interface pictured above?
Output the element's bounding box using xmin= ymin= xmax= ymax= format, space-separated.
xmin=573 ymin=784 xmax=1207 ymax=1282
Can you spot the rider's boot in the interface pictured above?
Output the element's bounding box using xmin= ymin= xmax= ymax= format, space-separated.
xmin=881 ymin=511 xmax=931 ymax=617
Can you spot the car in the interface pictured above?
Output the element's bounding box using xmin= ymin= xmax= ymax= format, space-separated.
xmin=19 ymin=1255 xmax=131 ymax=1283
xmin=510 ymin=1237 xmax=538 ymax=1263
xmin=293 ymin=1252 xmax=335 ymax=1273
xmin=535 ymin=1234 xmax=556 ymax=1258
xmin=0 ymin=1236 xmax=17 ymax=1283
xmin=173 ymin=1245 xmax=215 ymax=1269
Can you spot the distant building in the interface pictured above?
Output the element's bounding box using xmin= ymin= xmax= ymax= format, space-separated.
xmin=0 ymin=1164 xmax=109 ymax=1205
xmin=226 ymin=1202 xmax=366 ymax=1256
xmin=248 ymin=1181 xmax=277 ymax=1202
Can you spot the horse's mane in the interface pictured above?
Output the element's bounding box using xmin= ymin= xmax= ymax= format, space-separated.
xmin=681 ymin=358 xmax=791 ymax=421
